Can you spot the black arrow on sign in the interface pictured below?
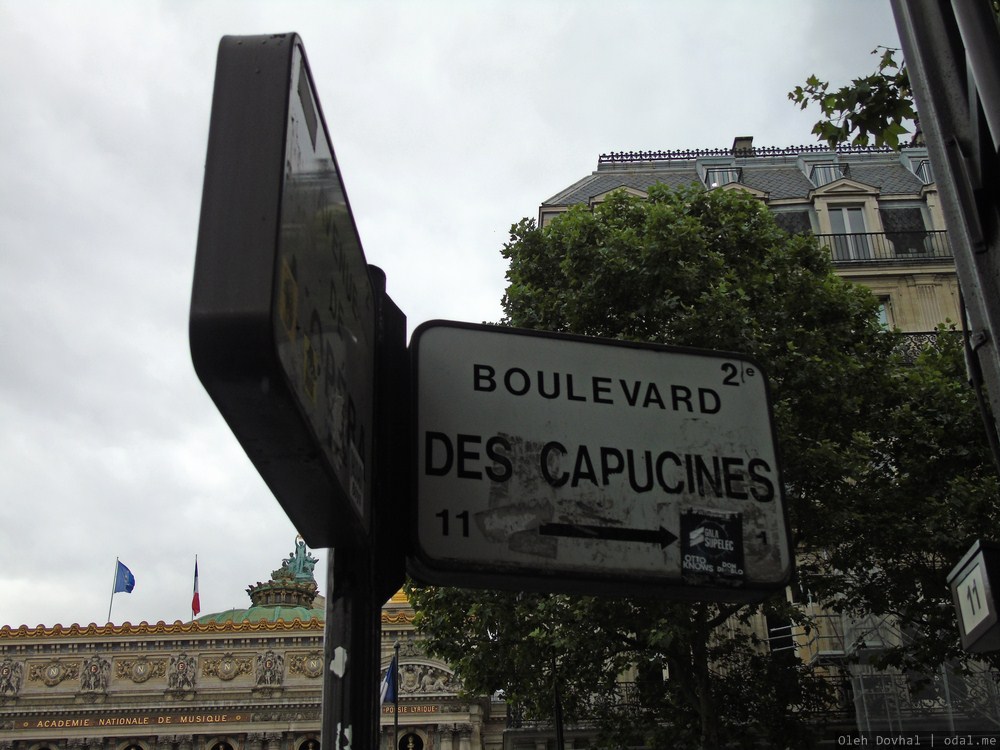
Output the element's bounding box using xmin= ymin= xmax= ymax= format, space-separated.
xmin=539 ymin=522 xmax=678 ymax=549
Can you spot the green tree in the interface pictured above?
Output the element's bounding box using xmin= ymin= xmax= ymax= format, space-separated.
xmin=804 ymin=329 xmax=1000 ymax=675
xmin=788 ymin=7 xmax=1000 ymax=668
xmin=411 ymin=186 xmax=881 ymax=747
xmin=408 ymin=186 xmax=998 ymax=746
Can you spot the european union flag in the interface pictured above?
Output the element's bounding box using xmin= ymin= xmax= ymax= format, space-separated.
xmin=113 ymin=561 xmax=136 ymax=594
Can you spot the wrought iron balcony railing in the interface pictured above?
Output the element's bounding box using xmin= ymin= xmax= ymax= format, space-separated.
xmin=815 ymin=230 xmax=951 ymax=264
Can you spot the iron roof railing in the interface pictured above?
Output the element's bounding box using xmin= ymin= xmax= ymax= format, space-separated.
xmin=815 ymin=230 xmax=952 ymax=264
xmin=598 ymin=144 xmax=897 ymax=165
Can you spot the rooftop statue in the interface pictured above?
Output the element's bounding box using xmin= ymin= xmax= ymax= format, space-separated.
xmin=280 ymin=537 xmax=318 ymax=583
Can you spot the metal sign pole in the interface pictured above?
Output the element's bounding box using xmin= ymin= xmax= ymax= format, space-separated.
xmin=321 ymin=547 xmax=378 ymax=749
xmin=891 ymin=0 xmax=1000 ymax=450
xmin=191 ymin=34 xmax=406 ymax=749
xmin=321 ymin=548 xmax=351 ymax=749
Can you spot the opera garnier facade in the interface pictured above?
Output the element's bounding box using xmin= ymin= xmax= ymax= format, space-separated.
xmin=0 ymin=541 xmax=504 ymax=750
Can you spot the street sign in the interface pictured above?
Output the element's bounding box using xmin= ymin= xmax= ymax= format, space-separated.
xmin=190 ymin=34 xmax=375 ymax=551
xmin=948 ymin=540 xmax=1000 ymax=653
xmin=410 ymin=321 xmax=792 ymax=600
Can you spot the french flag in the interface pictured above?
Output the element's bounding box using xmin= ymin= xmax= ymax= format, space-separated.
xmin=191 ymin=558 xmax=201 ymax=617
xmin=380 ymin=654 xmax=397 ymax=704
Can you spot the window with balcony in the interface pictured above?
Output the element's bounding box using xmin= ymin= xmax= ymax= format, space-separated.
xmin=880 ymin=205 xmax=930 ymax=256
xmin=828 ymin=204 xmax=871 ymax=260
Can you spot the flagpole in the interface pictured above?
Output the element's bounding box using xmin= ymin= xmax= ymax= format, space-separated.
xmin=393 ymin=639 xmax=400 ymax=749
xmin=107 ymin=557 xmax=119 ymax=624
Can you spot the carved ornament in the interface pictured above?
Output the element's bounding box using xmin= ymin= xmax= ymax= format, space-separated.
xmin=288 ymin=652 xmax=323 ymax=679
xmin=202 ymin=653 xmax=252 ymax=682
xmin=29 ymin=660 xmax=79 ymax=687
xmin=116 ymin=657 xmax=167 ymax=683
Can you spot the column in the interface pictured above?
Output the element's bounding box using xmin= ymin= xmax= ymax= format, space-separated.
xmin=436 ymin=724 xmax=455 ymax=750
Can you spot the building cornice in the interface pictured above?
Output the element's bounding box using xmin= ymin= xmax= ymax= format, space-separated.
xmin=2 ymin=609 xmax=414 ymax=639
xmin=0 ymin=619 xmax=325 ymax=640
xmin=382 ymin=610 xmax=416 ymax=625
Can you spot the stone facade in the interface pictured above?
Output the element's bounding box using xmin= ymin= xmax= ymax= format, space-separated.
xmin=0 ymin=549 xmax=509 ymax=750
xmin=539 ymin=141 xmax=960 ymax=335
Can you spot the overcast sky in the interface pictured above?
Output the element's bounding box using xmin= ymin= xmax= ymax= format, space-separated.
xmin=0 ymin=1 xmax=902 ymax=629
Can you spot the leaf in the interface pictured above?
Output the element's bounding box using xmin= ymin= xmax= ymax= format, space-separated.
xmin=789 ymin=46 xmax=916 ymax=149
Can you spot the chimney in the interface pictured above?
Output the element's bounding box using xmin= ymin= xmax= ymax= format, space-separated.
xmin=732 ymin=136 xmax=754 ymax=156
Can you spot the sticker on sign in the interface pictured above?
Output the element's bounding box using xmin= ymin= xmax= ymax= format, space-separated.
xmin=410 ymin=321 xmax=792 ymax=600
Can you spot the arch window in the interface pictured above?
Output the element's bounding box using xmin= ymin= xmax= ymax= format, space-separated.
xmin=398 ymin=733 xmax=424 ymax=750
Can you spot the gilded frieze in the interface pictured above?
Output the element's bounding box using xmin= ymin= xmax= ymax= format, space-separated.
xmin=202 ymin=653 xmax=252 ymax=681
xmin=28 ymin=660 xmax=78 ymax=687
xmin=0 ymin=618 xmax=323 ymax=640
xmin=288 ymin=652 xmax=323 ymax=679
xmin=116 ymin=657 xmax=166 ymax=683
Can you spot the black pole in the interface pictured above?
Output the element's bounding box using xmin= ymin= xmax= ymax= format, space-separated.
xmin=553 ymin=658 xmax=566 ymax=750
xmin=394 ymin=639 xmax=401 ymax=749
xmin=368 ymin=263 xmax=409 ymax=749
xmin=892 ymin=0 xmax=1000 ymax=449
xmin=321 ymin=547 xmax=378 ymax=748
xmin=320 ymin=548 xmax=348 ymax=748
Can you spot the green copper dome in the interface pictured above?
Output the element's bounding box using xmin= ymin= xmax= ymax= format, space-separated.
xmin=196 ymin=605 xmax=323 ymax=625
xmin=195 ymin=539 xmax=324 ymax=625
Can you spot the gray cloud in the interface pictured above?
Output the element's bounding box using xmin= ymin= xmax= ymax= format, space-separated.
xmin=0 ymin=0 xmax=899 ymax=628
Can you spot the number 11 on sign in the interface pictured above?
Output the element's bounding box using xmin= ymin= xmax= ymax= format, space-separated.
xmin=958 ymin=563 xmax=990 ymax=634
xmin=436 ymin=509 xmax=470 ymax=537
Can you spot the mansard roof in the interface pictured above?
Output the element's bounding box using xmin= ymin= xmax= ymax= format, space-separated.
xmin=542 ymin=144 xmax=929 ymax=209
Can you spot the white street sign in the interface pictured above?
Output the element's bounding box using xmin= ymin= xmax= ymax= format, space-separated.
xmin=410 ymin=321 xmax=792 ymax=600
xmin=956 ymin=562 xmax=990 ymax=634
xmin=949 ymin=540 xmax=1000 ymax=653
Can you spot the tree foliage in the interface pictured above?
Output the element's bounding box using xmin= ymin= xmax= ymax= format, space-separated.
xmin=789 ymin=0 xmax=1000 ymax=150
xmin=408 ymin=186 xmax=998 ymax=747
xmin=788 ymin=47 xmax=916 ymax=149
xmin=806 ymin=329 xmax=1000 ymax=673
xmin=498 ymin=186 xmax=895 ymax=554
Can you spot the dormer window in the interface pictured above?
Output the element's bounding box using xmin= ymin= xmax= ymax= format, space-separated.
xmin=697 ymin=157 xmax=740 ymax=189
xmin=809 ymin=163 xmax=844 ymax=186
xmin=914 ymin=159 xmax=934 ymax=184
xmin=704 ymin=167 xmax=741 ymax=188
xmin=899 ymin=148 xmax=934 ymax=184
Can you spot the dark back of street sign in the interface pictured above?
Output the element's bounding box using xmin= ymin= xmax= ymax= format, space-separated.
xmin=190 ymin=34 xmax=375 ymax=551
xmin=409 ymin=321 xmax=792 ymax=601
